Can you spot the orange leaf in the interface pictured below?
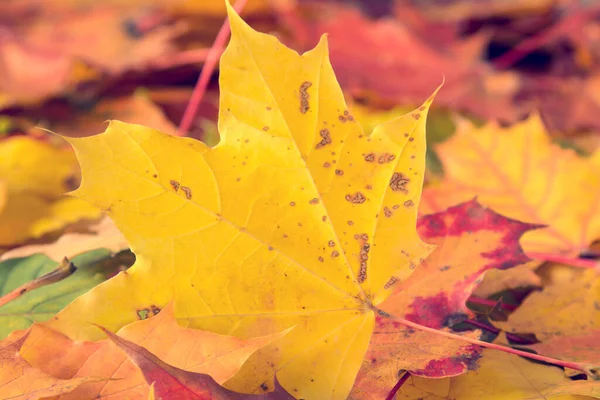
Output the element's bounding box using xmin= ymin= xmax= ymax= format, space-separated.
xmin=17 ymin=304 xmax=283 ymax=399
xmin=0 ymin=331 xmax=101 ymax=400
xmin=100 ymin=326 xmax=294 ymax=399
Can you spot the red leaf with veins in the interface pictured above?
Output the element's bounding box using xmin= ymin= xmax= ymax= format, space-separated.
xmin=350 ymin=200 xmax=540 ymax=399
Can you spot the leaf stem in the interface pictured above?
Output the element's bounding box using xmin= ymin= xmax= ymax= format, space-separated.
xmin=386 ymin=313 xmax=594 ymax=375
xmin=464 ymin=319 xmax=537 ymax=345
xmin=467 ymin=295 xmax=518 ymax=311
xmin=0 ymin=258 xmax=76 ymax=308
xmin=385 ymin=371 xmax=410 ymax=400
xmin=527 ymin=252 xmax=599 ymax=269
xmin=178 ymin=0 xmax=249 ymax=136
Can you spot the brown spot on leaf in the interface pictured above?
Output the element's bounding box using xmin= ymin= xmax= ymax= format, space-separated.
xmin=409 ymin=137 xmax=414 ymax=142
xmin=290 ymin=201 xmax=296 ymax=206
xmin=412 ymin=113 xmax=420 ymax=120
xmin=323 ymin=162 xmax=331 ymax=168
xmin=152 ymin=174 xmax=158 ymax=178
xmin=181 ymin=186 xmax=192 ymax=200
xmin=390 ymin=172 xmax=410 ymax=193
xmin=316 ymin=129 xmax=332 ymax=149
xmin=358 ymin=262 xmax=367 ymax=283
xmin=331 ymin=250 xmax=340 ymax=258
xmin=339 ymin=115 xmax=347 ymax=123
xmin=322 ymin=216 xmax=327 ymax=222
xmin=348 ymin=220 xmax=354 ymax=225
xmin=318 ymin=256 xmax=324 ymax=262
xmin=335 ymin=169 xmax=344 ymax=176
xmin=384 ymin=276 xmax=398 ymax=289
xmin=263 ymin=126 xmax=269 ymax=131
xmin=299 ymin=81 xmax=312 ymax=114
xmin=170 ymin=180 xmax=180 ymax=192
xmin=309 ymin=198 xmax=320 ymax=205
xmin=404 ymin=200 xmax=414 ymax=207
xmin=364 ymin=153 xmax=375 ymax=162
xmin=328 ymin=240 xmax=335 ymax=247
xmin=345 ymin=192 xmax=366 ymax=204
xmin=378 ymin=154 xmax=396 ymax=164
xmin=384 ymin=206 xmax=392 ymax=217
xmin=266 ymin=106 xmax=272 ymax=110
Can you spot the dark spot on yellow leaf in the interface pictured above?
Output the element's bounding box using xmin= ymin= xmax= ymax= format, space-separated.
xmin=419 ymin=106 xmax=426 ymax=111
xmin=169 ymin=180 xmax=180 ymax=192
xmin=384 ymin=276 xmax=398 ymax=289
xmin=263 ymin=126 xmax=269 ymax=131
xmin=323 ymin=162 xmax=331 ymax=168
xmin=328 ymin=240 xmax=335 ymax=247
xmin=364 ymin=153 xmax=375 ymax=162
xmin=309 ymin=198 xmax=319 ymax=205
xmin=409 ymin=137 xmax=414 ymax=142
xmin=318 ymin=256 xmax=324 ymax=262
xmin=152 ymin=174 xmax=158 ymax=178
xmin=339 ymin=115 xmax=347 ymax=123
xmin=345 ymin=192 xmax=366 ymax=204
xmin=266 ymin=106 xmax=272 ymax=110
xmin=378 ymin=154 xmax=396 ymax=164
xmin=390 ymin=172 xmax=410 ymax=193
xmin=299 ymin=81 xmax=312 ymax=114
xmin=181 ymin=186 xmax=192 ymax=200
xmin=260 ymin=383 xmax=269 ymax=391
xmin=412 ymin=113 xmax=420 ymax=120
xmin=404 ymin=200 xmax=414 ymax=207
xmin=322 ymin=215 xmax=327 ymax=222
xmin=384 ymin=206 xmax=392 ymax=218
xmin=331 ymin=250 xmax=339 ymax=258
xmin=335 ymin=169 xmax=344 ymax=176
xmin=316 ymin=129 xmax=332 ymax=149
xmin=365 ymin=185 xmax=372 ymax=190
xmin=440 ymin=265 xmax=450 ymax=271
xmin=348 ymin=220 xmax=354 ymax=225
xmin=290 ymin=201 xmax=296 ymax=206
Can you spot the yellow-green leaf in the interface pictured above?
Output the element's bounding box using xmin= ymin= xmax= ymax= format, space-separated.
xmin=46 ymin=4 xmax=436 ymax=399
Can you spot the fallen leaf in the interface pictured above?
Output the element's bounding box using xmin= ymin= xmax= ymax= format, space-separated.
xmin=45 ymin=4 xmax=438 ymax=398
xmin=526 ymin=329 xmax=600 ymax=366
xmin=0 ymin=331 xmax=100 ymax=400
xmin=351 ymin=200 xmax=537 ymax=398
xmin=16 ymin=304 xmax=284 ymax=400
xmin=0 ymin=216 xmax=127 ymax=262
xmin=0 ymin=249 xmax=133 ymax=339
xmin=100 ymin=324 xmax=295 ymax=399
xmin=471 ymin=261 xmax=541 ymax=298
xmin=495 ymin=263 xmax=600 ymax=341
xmin=421 ymin=114 xmax=600 ymax=258
xmin=395 ymin=349 xmax=600 ymax=399
xmin=0 ymin=136 xmax=102 ymax=246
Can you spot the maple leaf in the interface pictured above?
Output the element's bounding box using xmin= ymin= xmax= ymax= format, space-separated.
xmin=45 ymin=3 xmax=438 ymax=398
xmin=9 ymin=304 xmax=283 ymax=400
xmin=0 ymin=249 xmax=132 ymax=339
xmin=421 ymin=115 xmax=600 ymax=258
xmin=0 ymin=136 xmax=101 ymax=247
xmin=496 ymin=263 xmax=600 ymax=342
xmin=100 ymin=325 xmax=295 ymax=399
xmin=0 ymin=331 xmax=102 ymax=399
xmin=350 ymin=200 xmax=538 ymax=398
xmin=395 ymin=350 xmax=600 ymax=399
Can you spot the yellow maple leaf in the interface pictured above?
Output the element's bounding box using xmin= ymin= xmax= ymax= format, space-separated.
xmin=46 ymin=4 xmax=436 ymax=398
xmin=421 ymin=115 xmax=600 ymax=257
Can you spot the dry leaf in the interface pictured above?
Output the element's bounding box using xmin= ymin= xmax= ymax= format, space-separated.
xmin=421 ymin=115 xmax=600 ymax=258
